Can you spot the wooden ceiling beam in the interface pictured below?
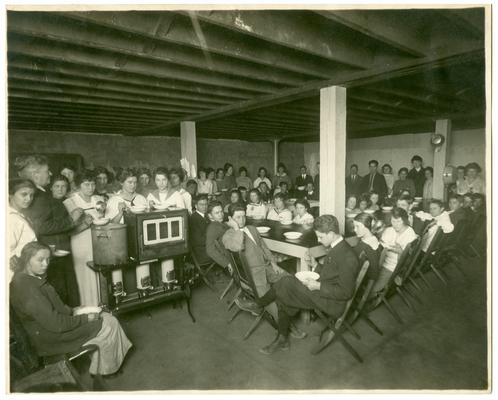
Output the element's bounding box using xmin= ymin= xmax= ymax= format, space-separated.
xmin=314 ymin=10 xmax=426 ymax=57
xmin=7 ymin=32 xmax=284 ymax=95
xmin=8 ymin=68 xmax=233 ymax=107
xmin=9 ymin=121 xmax=134 ymax=135
xmin=8 ymin=56 xmax=255 ymax=101
xmin=8 ymin=79 xmax=216 ymax=112
xmin=60 ymin=11 xmax=341 ymax=80
xmin=7 ymin=12 xmax=309 ymax=88
xmin=189 ymin=10 xmax=373 ymax=69
xmin=134 ymin=45 xmax=483 ymax=135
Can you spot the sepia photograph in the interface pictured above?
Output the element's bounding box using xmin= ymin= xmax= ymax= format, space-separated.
xmin=4 ymin=2 xmax=491 ymax=394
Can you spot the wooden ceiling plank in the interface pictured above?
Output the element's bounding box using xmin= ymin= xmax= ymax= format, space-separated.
xmin=189 ymin=10 xmax=373 ymax=69
xmin=8 ymin=32 xmax=284 ymax=95
xmin=60 ymin=11 xmax=339 ymax=80
xmin=133 ymin=45 xmax=483 ymax=136
xmin=315 ymin=10 xmax=426 ymax=57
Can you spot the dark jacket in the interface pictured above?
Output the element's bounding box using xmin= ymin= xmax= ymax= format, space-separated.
xmin=205 ymin=221 xmax=230 ymax=268
xmin=295 ymin=174 xmax=314 ymax=195
xmin=392 ymin=179 xmax=416 ymax=198
xmin=407 ymin=168 xmax=426 ymax=197
xmin=10 ymin=272 xmax=102 ymax=356
xmin=22 ymin=188 xmax=75 ymax=245
xmin=314 ymin=239 xmax=361 ymax=317
xmin=353 ymin=240 xmax=382 ymax=281
xmin=43 ymin=198 xmax=72 ymax=251
xmin=189 ymin=211 xmax=211 ymax=265
xmin=360 ymin=173 xmax=388 ymax=199
xmin=449 ymin=207 xmax=468 ymax=227
xmin=346 ymin=174 xmax=363 ymax=198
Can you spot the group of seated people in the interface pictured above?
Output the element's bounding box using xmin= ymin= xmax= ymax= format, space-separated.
xmin=8 ymin=152 xmax=486 ymax=373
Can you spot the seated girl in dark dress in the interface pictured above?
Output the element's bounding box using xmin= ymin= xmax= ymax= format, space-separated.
xmin=351 ymin=213 xmax=383 ymax=281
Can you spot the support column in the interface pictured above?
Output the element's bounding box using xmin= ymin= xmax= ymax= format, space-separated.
xmin=273 ymin=138 xmax=281 ymax=176
xmin=180 ymin=121 xmax=198 ymax=178
xmin=320 ymin=86 xmax=347 ymax=233
xmin=433 ymin=119 xmax=451 ymax=200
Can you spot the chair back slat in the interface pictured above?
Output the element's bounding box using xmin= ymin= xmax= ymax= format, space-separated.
xmin=398 ymin=236 xmax=423 ymax=283
xmin=335 ymin=260 xmax=370 ymax=329
xmin=229 ymin=251 xmax=257 ymax=299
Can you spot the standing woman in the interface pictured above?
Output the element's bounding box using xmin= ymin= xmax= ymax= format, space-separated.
xmin=382 ymin=164 xmax=395 ymax=197
xmin=461 ymin=162 xmax=485 ymax=194
xmin=352 ymin=213 xmax=383 ymax=281
xmin=168 ymin=168 xmax=190 ymax=212
xmin=94 ymin=166 xmax=113 ymax=201
xmin=64 ymin=170 xmax=104 ymax=307
xmin=273 ymin=163 xmax=291 ymax=190
xmin=254 ymin=167 xmax=272 ymax=189
xmin=106 ymin=168 xmax=148 ymax=224
xmin=223 ymin=163 xmax=237 ymax=190
xmin=422 ymin=167 xmax=434 ymax=208
xmin=9 ymin=178 xmax=37 ymax=281
xmin=147 ymin=167 xmax=186 ymax=210
xmin=136 ymin=167 xmax=154 ymax=197
xmin=10 ymin=242 xmax=132 ymax=376
xmin=60 ymin=165 xmax=78 ymax=196
xmin=236 ymin=167 xmax=252 ymax=191
xmin=197 ymin=167 xmax=214 ymax=196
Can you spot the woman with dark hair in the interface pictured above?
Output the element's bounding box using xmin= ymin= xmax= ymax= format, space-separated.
xmin=369 ymin=191 xmax=381 ymax=212
xmin=223 ymin=163 xmax=237 ymax=190
xmin=373 ymin=208 xmax=417 ymax=294
xmin=258 ymin=181 xmax=271 ymax=203
xmin=224 ymin=188 xmax=243 ymax=213
xmin=64 ymin=170 xmax=105 ymax=307
xmin=60 ymin=165 xmax=78 ymax=195
xmin=236 ymin=166 xmax=252 ymax=191
xmin=254 ymin=167 xmax=272 ymax=189
xmin=461 ymin=162 xmax=485 ymax=194
xmin=94 ymin=166 xmax=113 ymax=200
xmin=136 ymin=167 xmax=154 ymax=197
xmin=246 ymin=189 xmax=268 ymax=220
xmin=382 ymin=164 xmax=394 ymax=196
xmin=197 ymin=167 xmax=215 ymax=196
xmin=267 ymin=193 xmax=292 ymax=224
xmin=392 ymin=167 xmax=416 ymax=198
xmin=10 ymin=242 xmax=132 ymax=376
xmin=206 ymin=168 xmax=218 ymax=194
xmin=50 ymin=174 xmax=69 ymax=201
xmin=215 ymin=167 xmax=229 ymax=194
xmin=9 ymin=178 xmax=37 ymax=281
xmin=146 ymin=167 xmax=184 ymax=210
xmin=168 ymin=168 xmax=190 ymax=212
xmin=352 ymin=213 xmax=383 ymax=281
xmin=358 ymin=194 xmax=372 ymax=212
xmin=273 ymin=162 xmax=291 ymax=190
xmin=293 ymin=199 xmax=314 ymax=225
xmin=422 ymin=167 xmax=434 ymax=203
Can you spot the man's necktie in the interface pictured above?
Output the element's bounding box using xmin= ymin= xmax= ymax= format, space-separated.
xmin=369 ymin=174 xmax=374 ymax=190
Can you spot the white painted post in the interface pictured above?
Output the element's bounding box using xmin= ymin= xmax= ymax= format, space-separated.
xmin=180 ymin=121 xmax=198 ymax=178
xmin=320 ymin=86 xmax=347 ymax=233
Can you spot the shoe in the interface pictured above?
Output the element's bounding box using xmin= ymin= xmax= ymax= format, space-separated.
xmin=310 ymin=329 xmax=335 ymax=355
xmin=290 ymin=324 xmax=307 ymax=340
xmin=235 ymin=296 xmax=262 ymax=316
xmin=259 ymin=335 xmax=290 ymax=355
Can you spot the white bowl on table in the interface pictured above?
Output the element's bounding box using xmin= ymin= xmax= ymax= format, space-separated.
xmin=256 ymin=226 xmax=271 ymax=234
xmin=289 ymin=198 xmax=297 ymax=202
xmin=284 ymin=231 xmax=302 ymax=240
xmin=281 ymin=220 xmax=293 ymax=225
xmin=364 ymin=209 xmax=375 ymax=214
xmin=382 ymin=206 xmax=393 ymax=212
xmin=93 ymin=217 xmax=110 ymax=226
xmin=153 ymin=203 xmax=169 ymax=210
xmin=130 ymin=205 xmax=146 ymax=213
xmin=346 ymin=213 xmax=359 ymax=219
xmin=414 ymin=197 xmax=423 ymax=202
xmin=295 ymin=271 xmax=319 ymax=282
xmin=73 ymin=306 xmax=102 ymax=316
xmin=53 ymin=249 xmax=70 ymax=257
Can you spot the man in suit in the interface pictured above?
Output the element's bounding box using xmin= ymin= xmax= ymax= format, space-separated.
xmin=345 ymin=164 xmax=363 ymax=198
xmin=396 ymin=195 xmax=427 ymax=236
xmin=255 ymin=215 xmax=361 ymax=355
xmin=189 ymin=194 xmax=211 ymax=265
xmin=360 ymin=160 xmax=388 ymax=200
xmin=448 ymin=194 xmax=468 ymax=226
xmin=407 ymin=155 xmax=426 ymax=197
xmin=205 ymin=200 xmax=232 ymax=270
xmin=294 ymin=165 xmax=314 ymax=198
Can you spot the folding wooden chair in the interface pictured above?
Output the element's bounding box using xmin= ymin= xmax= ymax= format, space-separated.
xmin=311 ymin=260 xmax=371 ymax=362
xmin=369 ymin=239 xmax=418 ymax=324
xmin=190 ymin=251 xmax=217 ymax=292
xmin=228 ymin=251 xmax=278 ymax=340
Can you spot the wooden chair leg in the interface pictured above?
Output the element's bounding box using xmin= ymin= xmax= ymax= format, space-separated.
xmin=402 ymin=286 xmax=423 ymax=304
xmin=396 ymin=287 xmax=414 ymax=310
xmin=228 ymin=308 xmax=242 ymax=323
xmin=408 ymin=276 xmax=422 ymax=291
xmin=417 ymin=270 xmax=433 ymax=290
xmin=360 ymin=314 xmax=384 ymax=336
xmin=337 ymin=333 xmax=363 ymax=363
xmin=429 ymin=263 xmax=448 ymax=285
xmin=227 ymin=288 xmax=242 ymax=310
xmin=342 ymin=320 xmax=360 ymax=340
xmin=219 ymin=278 xmax=234 ymax=301
xmin=243 ymin=313 xmax=264 ymax=340
xmin=381 ymin=297 xmax=403 ymax=324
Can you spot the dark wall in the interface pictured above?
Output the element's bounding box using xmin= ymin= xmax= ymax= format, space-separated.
xmin=9 ymin=130 xmax=304 ymax=181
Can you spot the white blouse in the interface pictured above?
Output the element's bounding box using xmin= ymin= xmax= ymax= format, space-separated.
xmin=380 ymin=226 xmax=417 ymax=271
xmin=65 ymin=193 xmax=105 ymax=220
xmin=267 ymin=207 xmax=293 ymax=223
xmin=246 ymin=202 xmax=268 ymax=219
xmin=9 ymin=206 xmax=36 ymax=259
xmin=179 ymin=188 xmax=192 ymax=213
xmin=253 ymin=177 xmax=272 ymax=189
xmin=293 ymin=212 xmax=314 ymax=225
xmin=197 ymin=179 xmax=214 ymax=195
xmin=146 ymin=190 xmax=186 ymax=209
xmin=105 ymin=192 xmax=147 ymax=223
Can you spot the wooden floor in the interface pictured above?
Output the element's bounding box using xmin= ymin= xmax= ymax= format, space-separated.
xmin=101 ymin=253 xmax=488 ymax=391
